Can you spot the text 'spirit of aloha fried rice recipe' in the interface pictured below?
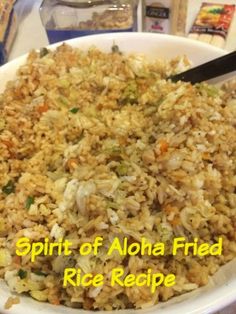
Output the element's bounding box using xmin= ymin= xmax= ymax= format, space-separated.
xmin=15 ymin=236 xmax=223 ymax=293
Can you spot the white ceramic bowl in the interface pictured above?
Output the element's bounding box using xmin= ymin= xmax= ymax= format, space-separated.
xmin=0 ymin=33 xmax=235 ymax=314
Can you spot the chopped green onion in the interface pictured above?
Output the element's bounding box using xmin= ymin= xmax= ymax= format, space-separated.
xmin=33 ymin=270 xmax=47 ymax=276
xmin=17 ymin=269 xmax=27 ymax=279
xmin=2 ymin=180 xmax=15 ymax=195
xmin=77 ymin=131 xmax=84 ymax=142
xmin=25 ymin=196 xmax=35 ymax=209
xmin=206 ymin=86 xmax=219 ymax=97
xmin=116 ymin=163 xmax=128 ymax=176
xmin=58 ymin=96 xmax=69 ymax=106
xmin=196 ymin=83 xmax=219 ymax=97
xmin=69 ymin=107 xmax=79 ymax=114
xmin=107 ymin=201 xmax=120 ymax=210
xmin=104 ymin=146 xmax=122 ymax=156
xmin=155 ymin=97 xmax=164 ymax=106
xmin=120 ymin=81 xmax=138 ymax=105
xmin=112 ymin=147 xmax=121 ymax=154
xmin=144 ymin=106 xmax=156 ymax=116
xmin=58 ymin=79 xmax=70 ymax=88
xmin=111 ymin=44 xmax=121 ymax=54
xmin=40 ymin=47 xmax=49 ymax=58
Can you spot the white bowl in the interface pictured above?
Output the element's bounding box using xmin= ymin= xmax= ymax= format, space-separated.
xmin=0 ymin=33 xmax=235 ymax=314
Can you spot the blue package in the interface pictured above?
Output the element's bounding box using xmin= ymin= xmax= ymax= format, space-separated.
xmin=40 ymin=0 xmax=138 ymax=45
xmin=46 ymin=26 xmax=137 ymax=44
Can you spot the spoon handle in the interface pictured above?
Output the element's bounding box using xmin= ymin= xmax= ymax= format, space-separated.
xmin=170 ymin=50 xmax=236 ymax=84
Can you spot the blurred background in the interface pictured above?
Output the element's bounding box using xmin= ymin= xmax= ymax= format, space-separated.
xmin=4 ymin=0 xmax=236 ymax=62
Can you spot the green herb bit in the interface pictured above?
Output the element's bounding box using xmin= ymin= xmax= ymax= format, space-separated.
xmin=33 ymin=270 xmax=47 ymax=276
xmin=116 ymin=163 xmax=128 ymax=176
xmin=196 ymin=83 xmax=219 ymax=97
xmin=18 ymin=269 xmax=27 ymax=279
xmin=40 ymin=47 xmax=49 ymax=58
xmin=104 ymin=146 xmax=122 ymax=156
xmin=58 ymin=96 xmax=69 ymax=106
xmin=111 ymin=44 xmax=121 ymax=54
xmin=155 ymin=97 xmax=164 ymax=106
xmin=107 ymin=201 xmax=120 ymax=210
xmin=58 ymin=79 xmax=70 ymax=88
xmin=111 ymin=146 xmax=121 ymax=153
xmin=25 ymin=196 xmax=35 ymax=209
xmin=77 ymin=131 xmax=84 ymax=142
xmin=69 ymin=107 xmax=79 ymax=114
xmin=2 ymin=180 xmax=15 ymax=195
xmin=206 ymin=86 xmax=219 ymax=97
xmin=144 ymin=106 xmax=157 ymax=116
xmin=120 ymin=81 xmax=138 ymax=105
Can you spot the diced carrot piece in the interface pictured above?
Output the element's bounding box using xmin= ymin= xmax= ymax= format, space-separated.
xmin=37 ymin=104 xmax=49 ymax=113
xmin=12 ymin=255 xmax=21 ymax=264
xmin=51 ymin=298 xmax=60 ymax=305
xmin=164 ymin=205 xmax=174 ymax=214
xmin=2 ymin=140 xmax=14 ymax=148
xmin=202 ymin=152 xmax=210 ymax=160
xmin=65 ymin=158 xmax=78 ymax=171
xmin=170 ymin=216 xmax=181 ymax=226
xmin=159 ymin=139 xmax=168 ymax=153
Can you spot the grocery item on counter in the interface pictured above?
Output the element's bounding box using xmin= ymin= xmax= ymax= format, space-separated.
xmin=0 ymin=0 xmax=18 ymax=65
xmin=40 ymin=0 xmax=138 ymax=44
xmin=142 ymin=0 xmax=172 ymax=33
xmin=188 ymin=2 xmax=235 ymax=48
xmin=77 ymin=7 xmax=133 ymax=30
xmin=171 ymin=0 xmax=188 ymax=36
xmin=142 ymin=0 xmax=188 ymax=35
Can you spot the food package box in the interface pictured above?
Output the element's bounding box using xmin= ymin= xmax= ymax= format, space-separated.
xmin=187 ymin=1 xmax=235 ymax=48
xmin=142 ymin=0 xmax=189 ymax=35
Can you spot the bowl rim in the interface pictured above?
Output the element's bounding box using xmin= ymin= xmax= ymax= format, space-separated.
xmin=1 ymin=32 xmax=227 ymax=73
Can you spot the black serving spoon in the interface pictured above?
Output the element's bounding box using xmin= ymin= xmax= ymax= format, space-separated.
xmin=169 ymin=50 xmax=236 ymax=84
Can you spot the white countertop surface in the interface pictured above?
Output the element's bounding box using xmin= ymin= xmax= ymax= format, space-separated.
xmin=6 ymin=1 xmax=236 ymax=313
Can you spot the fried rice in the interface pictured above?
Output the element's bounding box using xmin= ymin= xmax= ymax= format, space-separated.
xmin=0 ymin=44 xmax=235 ymax=310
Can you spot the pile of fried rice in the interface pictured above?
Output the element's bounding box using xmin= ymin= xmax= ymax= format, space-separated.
xmin=0 ymin=44 xmax=235 ymax=310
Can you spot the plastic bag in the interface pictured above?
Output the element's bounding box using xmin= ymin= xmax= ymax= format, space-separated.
xmin=0 ymin=0 xmax=18 ymax=65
